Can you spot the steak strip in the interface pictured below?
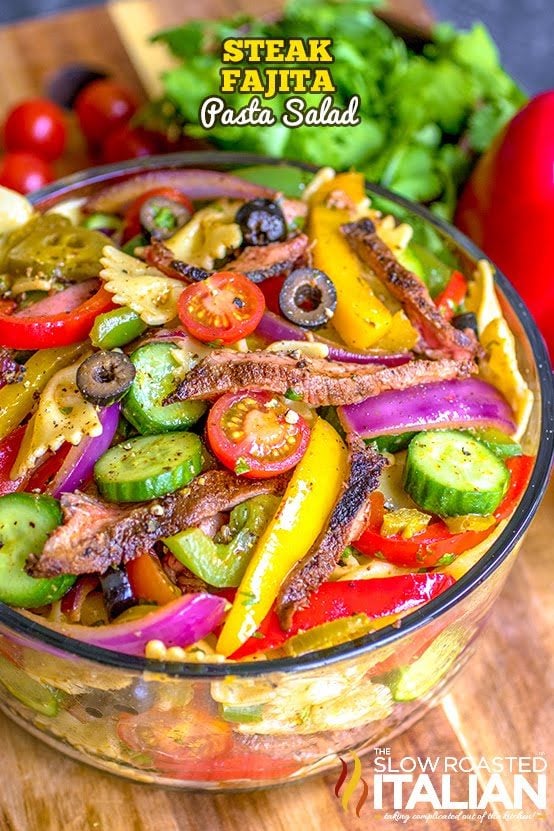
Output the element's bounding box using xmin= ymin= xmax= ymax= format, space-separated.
xmin=277 ymin=437 xmax=386 ymax=629
xmin=143 ymin=233 xmax=309 ymax=285
xmin=29 ymin=470 xmax=288 ymax=577
xmin=226 ymin=233 xmax=309 ymax=283
xmin=165 ymin=349 xmax=477 ymax=408
xmin=341 ymin=219 xmax=482 ymax=361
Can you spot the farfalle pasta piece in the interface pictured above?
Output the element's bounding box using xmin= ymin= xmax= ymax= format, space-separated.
xmin=466 ymin=260 xmax=533 ymax=440
xmin=100 ymin=246 xmax=184 ymax=325
xmin=11 ymin=360 xmax=102 ymax=478
xmin=165 ymin=201 xmax=242 ymax=270
xmin=0 ymin=186 xmax=34 ymax=236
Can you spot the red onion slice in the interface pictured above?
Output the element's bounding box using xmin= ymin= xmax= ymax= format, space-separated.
xmin=49 ymin=403 xmax=120 ymax=498
xmin=25 ymin=593 xmax=228 ymax=657
xmin=339 ymin=378 xmax=516 ymax=438
xmin=84 ymin=170 xmax=275 ymax=214
xmin=256 ymin=311 xmax=411 ymax=367
xmin=15 ymin=279 xmax=99 ymax=318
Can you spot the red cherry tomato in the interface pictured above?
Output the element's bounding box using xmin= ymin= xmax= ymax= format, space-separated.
xmin=178 ymin=271 xmax=265 ymax=345
xmin=101 ymin=125 xmax=161 ymax=164
xmin=260 ymin=274 xmax=286 ymax=315
xmin=4 ymin=99 xmax=66 ymax=162
xmin=207 ymin=390 xmax=310 ymax=478
xmin=0 ymin=152 xmax=54 ymax=194
xmin=117 ymin=706 xmax=300 ymax=782
xmin=74 ymin=79 xmax=138 ymax=147
xmin=122 ymin=186 xmax=194 ymax=242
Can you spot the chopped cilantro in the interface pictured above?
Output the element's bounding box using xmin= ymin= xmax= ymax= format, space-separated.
xmin=150 ymin=4 xmax=525 ymax=220
xmin=284 ymin=388 xmax=304 ymax=401
xmin=234 ymin=457 xmax=251 ymax=475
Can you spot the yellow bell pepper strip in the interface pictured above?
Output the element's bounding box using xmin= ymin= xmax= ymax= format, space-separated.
xmin=216 ymin=418 xmax=348 ymax=657
xmin=308 ymin=172 xmax=392 ymax=350
xmin=11 ymin=357 xmax=102 ymax=479
xmin=0 ymin=343 xmax=88 ymax=442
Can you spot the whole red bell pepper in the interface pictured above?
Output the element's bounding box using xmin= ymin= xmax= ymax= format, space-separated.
xmin=230 ymin=573 xmax=454 ymax=659
xmin=455 ymin=91 xmax=554 ymax=359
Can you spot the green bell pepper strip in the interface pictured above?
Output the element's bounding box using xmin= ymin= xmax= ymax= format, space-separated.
xmin=165 ymin=495 xmax=279 ymax=588
xmin=233 ymin=165 xmax=314 ymax=199
xmin=90 ymin=306 xmax=148 ymax=350
xmin=397 ymin=242 xmax=453 ymax=298
xmin=0 ymin=342 xmax=89 ymax=441
xmin=219 ymin=703 xmax=263 ymax=724
xmin=0 ymin=493 xmax=75 ymax=607
xmin=0 ymin=654 xmax=61 ymax=716
xmin=275 ymin=613 xmax=376 ymax=657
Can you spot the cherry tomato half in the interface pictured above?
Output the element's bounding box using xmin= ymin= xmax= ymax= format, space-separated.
xmin=178 ymin=271 xmax=265 ymax=345
xmin=117 ymin=706 xmax=232 ymax=767
xmin=0 ymin=152 xmax=54 ymax=194
xmin=207 ymin=390 xmax=310 ymax=478
xmin=122 ymin=186 xmax=194 ymax=243
xmin=75 ymin=79 xmax=138 ymax=147
xmin=117 ymin=706 xmax=300 ymax=782
xmin=4 ymin=98 xmax=66 ymax=162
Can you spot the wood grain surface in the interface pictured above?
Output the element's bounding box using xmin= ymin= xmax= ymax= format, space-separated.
xmin=0 ymin=3 xmax=551 ymax=830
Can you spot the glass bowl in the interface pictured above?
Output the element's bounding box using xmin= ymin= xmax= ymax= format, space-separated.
xmin=0 ymin=152 xmax=551 ymax=790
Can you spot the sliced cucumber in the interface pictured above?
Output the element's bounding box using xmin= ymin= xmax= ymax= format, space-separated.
xmin=368 ymin=431 xmax=417 ymax=454
xmin=404 ymin=430 xmax=509 ymax=516
xmin=0 ymin=655 xmax=61 ymax=716
xmin=94 ymin=432 xmax=203 ymax=502
xmin=461 ymin=428 xmax=522 ymax=460
xmin=0 ymin=494 xmax=75 ymax=608
xmin=384 ymin=628 xmax=466 ymax=702
xmin=123 ymin=343 xmax=206 ymax=435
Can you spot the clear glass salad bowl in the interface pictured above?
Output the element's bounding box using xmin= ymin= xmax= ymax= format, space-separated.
xmin=0 ymin=152 xmax=551 ymax=790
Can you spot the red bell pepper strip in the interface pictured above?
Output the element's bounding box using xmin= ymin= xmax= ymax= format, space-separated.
xmin=230 ymin=573 xmax=454 ymax=659
xmin=354 ymin=455 xmax=535 ymax=567
xmin=355 ymin=522 xmax=491 ymax=568
xmin=494 ymin=454 xmax=534 ymax=520
xmin=455 ymin=91 xmax=554 ymax=359
xmin=434 ymin=271 xmax=467 ymax=321
xmin=0 ymin=287 xmax=115 ymax=350
xmin=0 ymin=426 xmax=27 ymax=495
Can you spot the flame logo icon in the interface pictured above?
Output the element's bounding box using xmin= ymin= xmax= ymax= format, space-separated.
xmin=334 ymin=753 xmax=369 ymax=817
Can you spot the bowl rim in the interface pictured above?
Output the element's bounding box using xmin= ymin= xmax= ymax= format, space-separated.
xmin=2 ymin=150 xmax=551 ymax=679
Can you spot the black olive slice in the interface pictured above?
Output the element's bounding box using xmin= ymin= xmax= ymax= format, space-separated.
xmin=279 ymin=267 xmax=338 ymax=329
xmin=452 ymin=311 xmax=479 ymax=336
xmin=139 ymin=196 xmax=192 ymax=240
xmin=100 ymin=569 xmax=136 ymax=620
xmin=235 ymin=198 xmax=287 ymax=246
xmin=76 ymin=351 xmax=136 ymax=407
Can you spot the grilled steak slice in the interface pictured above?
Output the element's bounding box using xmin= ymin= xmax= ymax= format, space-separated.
xmin=29 ymin=470 xmax=288 ymax=577
xmin=143 ymin=232 xmax=309 ymax=285
xmin=277 ymin=437 xmax=385 ymax=629
xmin=143 ymin=242 xmax=210 ymax=282
xmin=0 ymin=348 xmax=24 ymax=389
xmin=226 ymin=233 xmax=310 ymax=283
xmin=166 ymin=349 xmax=476 ymax=407
xmin=341 ymin=219 xmax=481 ymax=361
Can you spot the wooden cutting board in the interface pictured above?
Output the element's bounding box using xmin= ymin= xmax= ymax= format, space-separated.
xmin=0 ymin=4 xmax=552 ymax=830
